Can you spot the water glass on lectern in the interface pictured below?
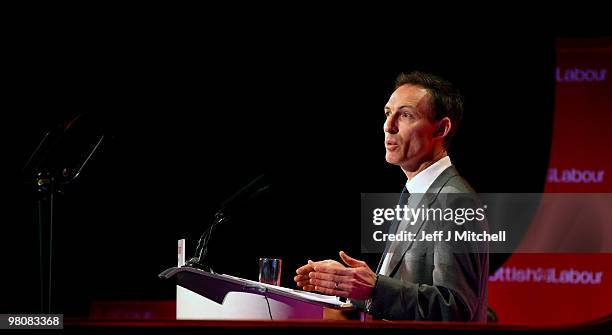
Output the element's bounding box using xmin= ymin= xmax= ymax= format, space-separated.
xmin=258 ymin=258 xmax=282 ymax=286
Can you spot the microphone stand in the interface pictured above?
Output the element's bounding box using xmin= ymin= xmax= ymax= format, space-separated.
xmin=185 ymin=209 xmax=228 ymax=273
xmin=186 ymin=176 xmax=269 ymax=273
xmin=29 ymin=131 xmax=105 ymax=313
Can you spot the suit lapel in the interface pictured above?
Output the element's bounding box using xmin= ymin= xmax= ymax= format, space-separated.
xmin=384 ymin=166 xmax=459 ymax=277
xmin=383 ymin=193 xmax=434 ymax=276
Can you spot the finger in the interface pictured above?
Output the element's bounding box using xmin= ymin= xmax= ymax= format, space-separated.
xmin=309 ymin=260 xmax=335 ymax=267
xmin=294 ymin=274 xmax=310 ymax=282
xmin=339 ymin=251 xmax=366 ymax=268
xmin=309 ymin=277 xmax=332 ymax=289
xmin=309 ymin=271 xmax=351 ymax=283
xmin=297 ymin=278 xmax=311 ymax=287
xmin=314 ymin=285 xmax=349 ymax=298
xmin=313 ymin=264 xmax=353 ymax=276
xmin=296 ymin=264 xmax=314 ymax=275
xmin=295 ymin=275 xmax=309 ymax=282
xmin=302 ymin=284 xmax=316 ymax=291
xmin=309 ymin=277 xmax=350 ymax=292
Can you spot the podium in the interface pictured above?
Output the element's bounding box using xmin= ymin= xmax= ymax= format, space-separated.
xmin=160 ymin=266 xmax=353 ymax=320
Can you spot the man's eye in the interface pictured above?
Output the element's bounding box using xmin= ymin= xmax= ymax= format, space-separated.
xmin=401 ymin=112 xmax=413 ymax=119
xmin=384 ymin=111 xmax=392 ymax=117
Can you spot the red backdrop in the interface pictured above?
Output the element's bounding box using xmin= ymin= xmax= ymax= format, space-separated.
xmin=488 ymin=37 xmax=612 ymax=326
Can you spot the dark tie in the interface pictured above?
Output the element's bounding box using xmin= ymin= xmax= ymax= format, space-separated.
xmin=375 ymin=186 xmax=410 ymax=272
xmin=398 ymin=185 xmax=410 ymax=208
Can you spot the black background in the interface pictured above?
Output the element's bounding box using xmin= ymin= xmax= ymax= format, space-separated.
xmin=1 ymin=22 xmax=606 ymax=316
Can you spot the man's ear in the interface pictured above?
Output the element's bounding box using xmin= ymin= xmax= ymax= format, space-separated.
xmin=435 ymin=117 xmax=452 ymax=139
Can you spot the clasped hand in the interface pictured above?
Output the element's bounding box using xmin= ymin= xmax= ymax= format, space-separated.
xmin=293 ymin=251 xmax=376 ymax=300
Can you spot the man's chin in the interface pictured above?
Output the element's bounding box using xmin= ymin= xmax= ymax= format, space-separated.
xmin=385 ymin=154 xmax=401 ymax=166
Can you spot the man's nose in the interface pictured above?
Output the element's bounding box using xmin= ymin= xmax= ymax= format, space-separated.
xmin=384 ymin=114 xmax=398 ymax=134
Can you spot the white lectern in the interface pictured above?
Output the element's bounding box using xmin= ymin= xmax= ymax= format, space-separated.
xmin=160 ymin=266 xmax=353 ymax=320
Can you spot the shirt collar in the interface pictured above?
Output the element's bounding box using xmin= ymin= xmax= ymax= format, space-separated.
xmin=405 ymin=156 xmax=452 ymax=194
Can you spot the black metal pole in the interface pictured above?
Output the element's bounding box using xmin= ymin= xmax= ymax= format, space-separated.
xmin=35 ymin=172 xmax=54 ymax=313
xmin=48 ymin=191 xmax=54 ymax=313
xmin=38 ymin=199 xmax=44 ymax=313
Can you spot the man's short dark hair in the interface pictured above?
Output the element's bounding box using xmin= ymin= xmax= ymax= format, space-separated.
xmin=395 ymin=71 xmax=463 ymax=149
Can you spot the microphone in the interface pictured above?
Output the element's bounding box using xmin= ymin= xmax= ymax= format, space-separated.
xmin=220 ymin=174 xmax=267 ymax=211
xmin=187 ymin=175 xmax=270 ymax=272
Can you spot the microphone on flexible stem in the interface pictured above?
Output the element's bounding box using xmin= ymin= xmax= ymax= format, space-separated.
xmin=186 ymin=175 xmax=270 ymax=272
xmin=220 ymin=174 xmax=267 ymax=210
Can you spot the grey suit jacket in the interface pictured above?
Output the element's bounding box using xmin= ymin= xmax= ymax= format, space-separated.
xmin=369 ymin=166 xmax=489 ymax=322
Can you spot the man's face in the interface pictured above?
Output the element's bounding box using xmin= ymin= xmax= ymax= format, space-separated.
xmin=383 ymin=84 xmax=438 ymax=172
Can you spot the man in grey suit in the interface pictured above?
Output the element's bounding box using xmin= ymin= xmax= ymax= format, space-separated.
xmin=293 ymin=72 xmax=489 ymax=321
